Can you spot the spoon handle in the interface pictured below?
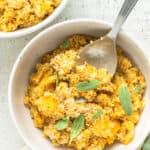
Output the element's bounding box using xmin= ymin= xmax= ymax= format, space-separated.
xmin=108 ymin=0 xmax=139 ymax=39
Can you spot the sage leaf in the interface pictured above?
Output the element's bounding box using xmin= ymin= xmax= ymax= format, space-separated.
xmin=119 ymin=85 xmax=132 ymax=116
xmin=142 ymin=135 xmax=150 ymax=150
xmin=70 ymin=115 xmax=85 ymax=143
xmin=62 ymin=40 xmax=69 ymax=48
xmin=77 ymin=80 xmax=100 ymax=91
xmin=56 ymin=72 xmax=59 ymax=87
xmin=134 ymin=84 xmax=142 ymax=93
xmin=92 ymin=110 xmax=103 ymax=120
xmin=55 ymin=116 xmax=70 ymax=130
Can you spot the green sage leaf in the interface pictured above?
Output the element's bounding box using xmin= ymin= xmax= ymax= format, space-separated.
xmin=70 ymin=115 xmax=85 ymax=143
xmin=92 ymin=110 xmax=103 ymax=120
xmin=134 ymin=84 xmax=142 ymax=93
xmin=142 ymin=135 xmax=150 ymax=150
xmin=62 ymin=40 xmax=69 ymax=48
xmin=77 ymin=80 xmax=100 ymax=91
xmin=119 ymin=85 xmax=132 ymax=116
xmin=56 ymin=72 xmax=59 ymax=87
xmin=55 ymin=116 xmax=70 ymax=130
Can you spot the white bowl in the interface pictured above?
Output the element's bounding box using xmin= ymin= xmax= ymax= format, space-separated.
xmin=8 ymin=19 xmax=150 ymax=150
xmin=0 ymin=0 xmax=68 ymax=39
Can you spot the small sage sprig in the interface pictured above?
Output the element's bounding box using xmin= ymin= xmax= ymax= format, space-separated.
xmin=70 ymin=115 xmax=85 ymax=144
xmin=55 ymin=116 xmax=70 ymax=130
xmin=77 ymin=80 xmax=100 ymax=91
xmin=142 ymin=135 xmax=150 ymax=150
xmin=92 ymin=110 xmax=103 ymax=120
xmin=55 ymin=72 xmax=59 ymax=87
xmin=119 ymin=85 xmax=132 ymax=116
xmin=134 ymin=84 xmax=142 ymax=93
xmin=62 ymin=40 xmax=69 ymax=48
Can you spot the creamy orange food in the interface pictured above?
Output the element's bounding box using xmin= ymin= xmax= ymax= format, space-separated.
xmin=24 ymin=35 xmax=146 ymax=150
xmin=0 ymin=0 xmax=61 ymax=32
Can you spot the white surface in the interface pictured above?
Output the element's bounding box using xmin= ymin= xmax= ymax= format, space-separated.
xmin=0 ymin=0 xmax=68 ymax=38
xmin=8 ymin=19 xmax=150 ymax=150
xmin=0 ymin=0 xmax=150 ymax=149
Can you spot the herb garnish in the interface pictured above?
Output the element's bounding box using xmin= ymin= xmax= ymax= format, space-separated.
xmin=134 ymin=84 xmax=142 ymax=93
xmin=55 ymin=116 xmax=70 ymax=130
xmin=142 ymin=135 xmax=150 ymax=150
xmin=70 ymin=115 xmax=85 ymax=144
xmin=76 ymin=80 xmax=100 ymax=91
xmin=119 ymin=85 xmax=132 ymax=116
xmin=56 ymin=72 xmax=59 ymax=87
xmin=92 ymin=110 xmax=103 ymax=120
xmin=62 ymin=40 xmax=69 ymax=48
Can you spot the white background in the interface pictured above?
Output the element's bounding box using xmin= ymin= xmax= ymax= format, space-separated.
xmin=0 ymin=0 xmax=150 ymax=149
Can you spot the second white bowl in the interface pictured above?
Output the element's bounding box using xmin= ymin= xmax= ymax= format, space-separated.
xmin=0 ymin=0 xmax=68 ymax=39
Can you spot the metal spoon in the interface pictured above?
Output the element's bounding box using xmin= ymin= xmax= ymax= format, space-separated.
xmin=77 ymin=0 xmax=139 ymax=75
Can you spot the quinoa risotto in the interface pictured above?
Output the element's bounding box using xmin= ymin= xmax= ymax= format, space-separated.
xmin=24 ymin=35 xmax=146 ymax=150
xmin=0 ymin=0 xmax=61 ymax=32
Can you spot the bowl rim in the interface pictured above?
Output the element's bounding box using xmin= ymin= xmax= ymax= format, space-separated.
xmin=0 ymin=0 xmax=68 ymax=39
xmin=8 ymin=19 xmax=150 ymax=150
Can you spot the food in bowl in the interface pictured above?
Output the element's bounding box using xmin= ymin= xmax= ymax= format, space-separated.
xmin=0 ymin=0 xmax=61 ymax=32
xmin=24 ymin=35 xmax=146 ymax=150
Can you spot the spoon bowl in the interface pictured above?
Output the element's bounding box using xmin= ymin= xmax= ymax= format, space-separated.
xmin=78 ymin=0 xmax=139 ymax=75
xmin=78 ymin=36 xmax=117 ymax=75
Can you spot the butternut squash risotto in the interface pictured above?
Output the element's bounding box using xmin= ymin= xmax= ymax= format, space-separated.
xmin=24 ymin=35 xmax=146 ymax=150
xmin=0 ymin=0 xmax=61 ymax=32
